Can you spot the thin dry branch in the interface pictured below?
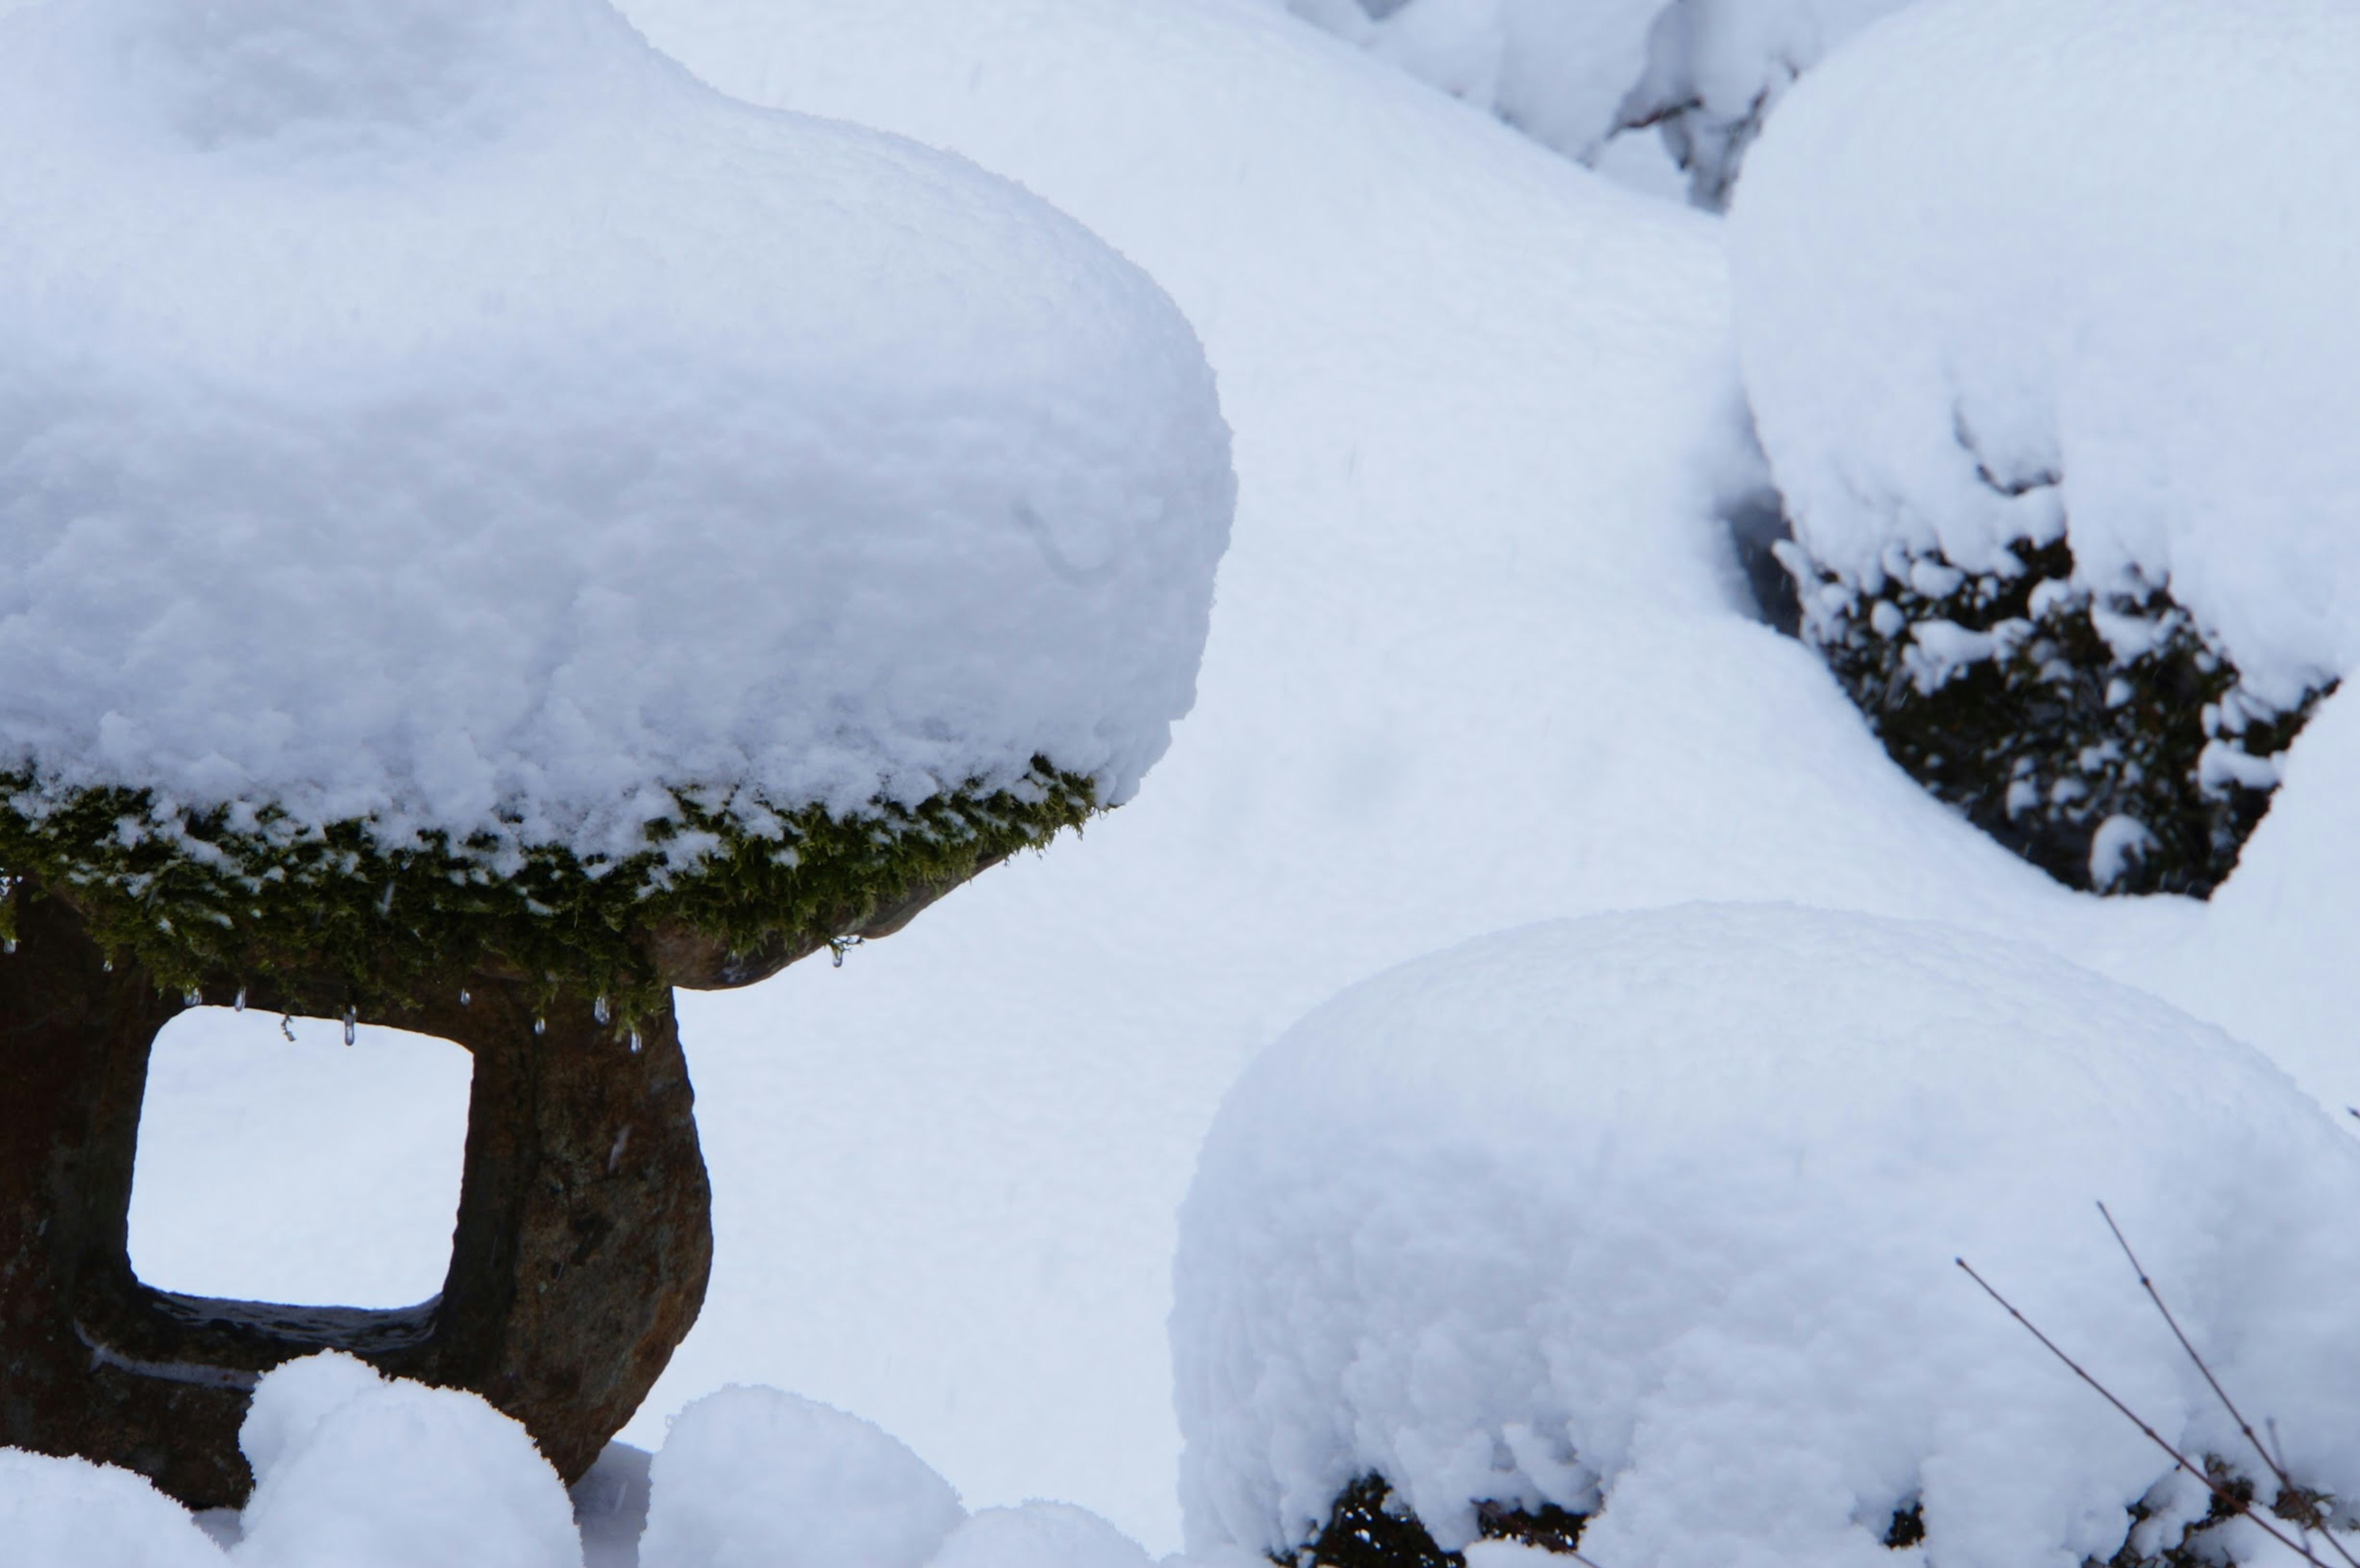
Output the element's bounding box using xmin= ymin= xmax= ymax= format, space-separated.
xmin=1954 ymin=1256 xmax=2329 ymax=1568
xmin=2096 ymin=1203 xmax=2357 ymax=1568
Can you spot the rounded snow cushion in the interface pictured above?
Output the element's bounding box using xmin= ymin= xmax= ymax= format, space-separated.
xmin=0 ymin=1449 xmax=225 ymax=1568
xmin=0 ymin=0 xmax=1232 ymax=864
xmin=1173 ymin=903 xmax=2360 ymax=1567
xmin=637 ymin=1385 xmax=966 ymax=1568
xmin=232 ymin=1352 xmax=582 ymax=1568
xmin=1731 ymin=0 xmax=2360 ymax=712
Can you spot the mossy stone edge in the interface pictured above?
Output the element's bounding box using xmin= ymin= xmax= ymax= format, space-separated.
xmin=0 ymin=761 xmax=1096 ymax=1025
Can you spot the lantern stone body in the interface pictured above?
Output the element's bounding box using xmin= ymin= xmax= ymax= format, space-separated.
xmin=0 ymin=866 xmax=991 ymax=1505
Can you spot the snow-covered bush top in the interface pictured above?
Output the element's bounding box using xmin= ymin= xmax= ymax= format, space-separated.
xmin=1732 ymin=0 xmax=2360 ymax=713
xmin=1174 ymin=904 xmax=2360 ymax=1567
xmin=0 ymin=0 xmax=1232 ymax=868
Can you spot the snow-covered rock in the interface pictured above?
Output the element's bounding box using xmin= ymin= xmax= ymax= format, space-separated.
xmin=1173 ymin=903 xmax=2360 ymax=1567
xmin=0 ymin=0 xmax=1230 ymax=868
xmin=232 ymin=1352 xmax=583 ymax=1568
xmin=637 ymin=1385 xmax=966 ymax=1568
xmin=0 ymin=1449 xmax=227 ymax=1568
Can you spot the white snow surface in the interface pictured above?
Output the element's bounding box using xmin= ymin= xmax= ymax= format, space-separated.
xmin=0 ymin=1449 xmax=227 ymax=1568
xmin=1278 ymin=0 xmax=1661 ymax=162
xmin=129 ymin=1009 xmax=471 ymax=1309
xmin=930 ymin=1503 xmax=1157 ymax=1568
xmin=0 ymin=1363 xmax=1165 ymax=1568
xmin=636 ymin=1386 xmax=965 ymax=1568
xmin=232 ymin=1352 xmax=584 ymax=1568
xmin=1731 ymin=0 xmax=2360 ymax=708
xmin=1273 ymin=0 xmax=1918 ymax=204
xmin=1173 ymin=903 xmax=2360 ymax=1565
xmin=0 ymin=0 xmax=1229 ymax=860
xmin=31 ymin=0 xmax=2360 ymax=1558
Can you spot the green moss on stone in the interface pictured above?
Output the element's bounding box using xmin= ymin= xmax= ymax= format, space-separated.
xmin=0 ymin=761 xmax=1095 ymax=1023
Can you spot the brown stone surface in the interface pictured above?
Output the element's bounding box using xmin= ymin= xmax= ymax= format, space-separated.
xmin=0 ymin=893 xmax=712 ymax=1507
xmin=642 ymin=853 xmax=1007 ymax=990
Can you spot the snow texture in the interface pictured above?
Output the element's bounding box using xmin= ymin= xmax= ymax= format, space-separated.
xmin=637 ymin=1386 xmax=966 ymax=1568
xmin=929 ymin=1503 xmax=1157 ymax=1568
xmin=1173 ymin=903 xmax=2360 ymax=1567
xmin=0 ymin=1449 xmax=227 ymax=1568
xmin=0 ymin=0 xmax=1230 ymax=866
xmin=233 ymin=1352 xmax=584 ymax=1568
xmin=1280 ymin=0 xmax=1661 ymax=162
xmin=1276 ymin=0 xmax=1916 ymax=205
xmin=130 ymin=1009 xmax=471 ymax=1309
xmin=1731 ymin=0 xmax=2360 ymax=710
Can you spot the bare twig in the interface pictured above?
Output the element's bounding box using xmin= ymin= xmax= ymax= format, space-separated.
xmin=2096 ymin=1204 xmax=2358 ymax=1568
xmin=1955 ymin=1256 xmax=2329 ymax=1568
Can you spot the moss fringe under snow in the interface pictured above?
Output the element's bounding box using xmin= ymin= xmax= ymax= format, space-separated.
xmin=0 ymin=762 xmax=1096 ymax=1024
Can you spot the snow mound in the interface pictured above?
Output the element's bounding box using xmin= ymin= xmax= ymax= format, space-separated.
xmin=234 ymin=1351 xmax=582 ymax=1568
xmin=637 ymin=1385 xmax=966 ymax=1568
xmin=929 ymin=1502 xmax=1154 ymax=1568
xmin=0 ymin=1449 xmax=226 ymax=1568
xmin=1731 ymin=0 xmax=2360 ymax=711
xmin=1173 ymin=904 xmax=2360 ymax=1567
xmin=0 ymin=0 xmax=1230 ymax=863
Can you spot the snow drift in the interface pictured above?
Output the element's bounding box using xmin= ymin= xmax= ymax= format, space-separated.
xmin=1174 ymin=903 xmax=2360 ymax=1567
xmin=0 ymin=0 xmax=1232 ymax=864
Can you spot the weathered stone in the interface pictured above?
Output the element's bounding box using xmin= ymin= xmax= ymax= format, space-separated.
xmin=0 ymin=893 xmax=711 ymax=1508
xmin=640 ymin=853 xmax=1007 ymax=990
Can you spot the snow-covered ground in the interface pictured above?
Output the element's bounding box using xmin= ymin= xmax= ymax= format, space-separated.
xmin=50 ymin=0 xmax=2360 ymax=1559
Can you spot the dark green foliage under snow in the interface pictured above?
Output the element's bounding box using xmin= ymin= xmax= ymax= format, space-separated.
xmin=0 ymin=762 xmax=1095 ymax=1022
xmin=2088 ymin=1459 xmax=2342 ymax=1568
xmin=1790 ymin=535 xmax=2329 ymax=897
xmin=1283 ymin=1475 xmax=1591 ymax=1567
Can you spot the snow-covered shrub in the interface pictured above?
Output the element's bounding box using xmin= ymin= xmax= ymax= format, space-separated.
xmin=1732 ymin=0 xmax=2360 ymax=896
xmin=0 ymin=0 xmax=1232 ymax=1009
xmin=0 ymin=1449 xmax=226 ymax=1568
xmin=232 ymin=1352 xmax=583 ymax=1568
xmin=1278 ymin=0 xmax=1914 ymax=207
xmin=1788 ymin=533 xmax=2322 ymax=896
xmin=1173 ymin=904 xmax=2360 ymax=1567
xmin=637 ymin=1386 xmax=965 ymax=1568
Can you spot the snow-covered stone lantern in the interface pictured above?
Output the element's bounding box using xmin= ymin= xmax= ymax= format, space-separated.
xmin=0 ymin=0 xmax=1230 ymax=1507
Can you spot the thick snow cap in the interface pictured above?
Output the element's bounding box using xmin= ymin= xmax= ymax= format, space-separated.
xmin=0 ymin=0 xmax=1232 ymax=863
xmin=1731 ymin=0 xmax=2360 ymax=709
xmin=1174 ymin=904 xmax=2360 ymax=1568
